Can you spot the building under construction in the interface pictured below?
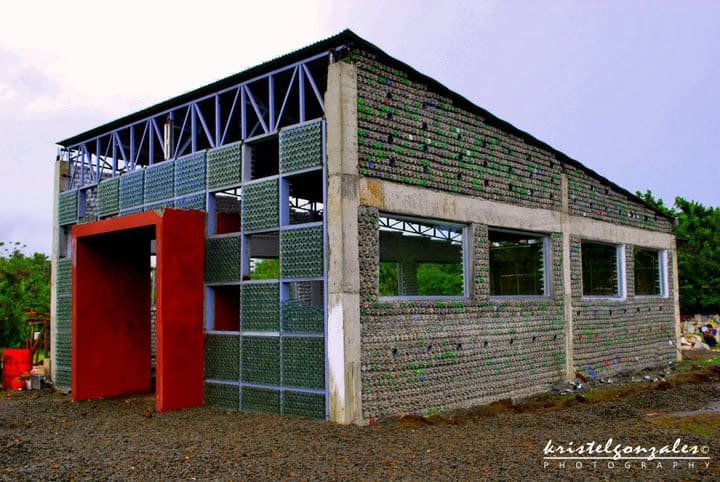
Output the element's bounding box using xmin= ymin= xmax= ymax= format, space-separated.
xmin=51 ymin=30 xmax=679 ymax=424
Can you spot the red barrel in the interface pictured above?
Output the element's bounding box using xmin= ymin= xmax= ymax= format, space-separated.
xmin=2 ymin=348 xmax=32 ymax=390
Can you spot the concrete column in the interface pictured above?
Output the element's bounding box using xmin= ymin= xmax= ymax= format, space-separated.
xmin=560 ymin=173 xmax=575 ymax=381
xmin=325 ymin=62 xmax=362 ymax=424
xmin=671 ymin=245 xmax=682 ymax=361
xmin=50 ymin=160 xmax=66 ymax=385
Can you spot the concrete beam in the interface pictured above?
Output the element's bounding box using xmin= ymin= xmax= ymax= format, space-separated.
xmin=359 ymin=178 xmax=675 ymax=250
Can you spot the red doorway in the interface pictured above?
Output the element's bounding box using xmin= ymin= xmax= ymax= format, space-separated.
xmin=71 ymin=209 xmax=205 ymax=412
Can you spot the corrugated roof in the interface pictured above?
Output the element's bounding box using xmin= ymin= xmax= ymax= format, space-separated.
xmin=57 ymin=29 xmax=672 ymax=220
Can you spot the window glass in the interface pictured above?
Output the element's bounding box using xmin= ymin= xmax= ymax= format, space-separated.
xmin=378 ymin=215 xmax=465 ymax=297
xmin=489 ymin=230 xmax=547 ymax=296
xmin=634 ymin=249 xmax=661 ymax=296
xmin=582 ymin=242 xmax=620 ymax=297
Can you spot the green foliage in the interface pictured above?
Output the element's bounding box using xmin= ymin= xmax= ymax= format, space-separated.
xmin=673 ymin=197 xmax=720 ymax=314
xmin=639 ymin=191 xmax=720 ymax=314
xmin=417 ymin=263 xmax=463 ymax=296
xmin=379 ymin=262 xmax=398 ymax=296
xmin=636 ymin=189 xmax=676 ymax=218
xmin=378 ymin=261 xmax=463 ymax=296
xmin=0 ymin=242 xmax=50 ymax=347
xmin=251 ymin=258 xmax=280 ymax=280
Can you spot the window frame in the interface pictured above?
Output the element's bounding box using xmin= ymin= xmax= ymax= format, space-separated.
xmin=633 ymin=247 xmax=669 ymax=298
xmin=488 ymin=228 xmax=551 ymax=299
xmin=377 ymin=213 xmax=470 ymax=301
xmin=581 ymin=240 xmax=626 ymax=299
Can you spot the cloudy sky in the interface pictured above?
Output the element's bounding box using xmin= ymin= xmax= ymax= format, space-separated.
xmin=0 ymin=0 xmax=717 ymax=254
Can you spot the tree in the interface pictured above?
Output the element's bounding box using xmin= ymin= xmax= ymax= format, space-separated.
xmin=0 ymin=242 xmax=51 ymax=348
xmin=379 ymin=262 xmax=399 ymax=296
xmin=636 ymin=189 xmax=676 ymax=218
xmin=378 ymin=261 xmax=463 ymax=296
xmin=673 ymin=197 xmax=720 ymax=314
xmin=417 ymin=263 xmax=463 ymax=296
xmin=638 ymin=191 xmax=720 ymax=314
xmin=251 ymin=258 xmax=279 ymax=280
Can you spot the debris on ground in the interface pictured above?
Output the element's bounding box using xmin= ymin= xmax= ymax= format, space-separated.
xmin=682 ymin=314 xmax=720 ymax=351
xmin=1 ymin=359 xmax=718 ymax=480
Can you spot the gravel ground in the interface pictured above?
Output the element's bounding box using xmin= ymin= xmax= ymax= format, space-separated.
xmin=1 ymin=362 xmax=719 ymax=481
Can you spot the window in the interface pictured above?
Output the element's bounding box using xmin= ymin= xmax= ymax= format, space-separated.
xmin=245 ymin=232 xmax=280 ymax=280
xmin=378 ymin=215 xmax=466 ymax=298
xmin=489 ymin=230 xmax=548 ymax=296
xmin=244 ymin=135 xmax=279 ymax=181
xmin=209 ymin=188 xmax=242 ymax=235
xmin=59 ymin=226 xmax=71 ymax=258
xmin=206 ymin=285 xmax=240 ymax=331
xmin=582 ymin=242 xmax=624 ymax=297
xmin=634 ymin=248 xmax=665 ymax=296
xmin=281 ymin=281 xmax=324 ymax=333
xmin=281 ymin=170 xmax=324 ymax=225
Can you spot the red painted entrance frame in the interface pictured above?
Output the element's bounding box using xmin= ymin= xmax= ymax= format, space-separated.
xmin=71 ymin=209 xmax=205 ymax=412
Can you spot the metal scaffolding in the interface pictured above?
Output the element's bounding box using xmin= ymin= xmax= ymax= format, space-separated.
xmin=59 ymin=52 xmax=332 ymax=189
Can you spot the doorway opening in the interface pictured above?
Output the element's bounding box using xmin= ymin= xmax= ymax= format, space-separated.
xmin=71 ymin=210 xmax=205 ymax=412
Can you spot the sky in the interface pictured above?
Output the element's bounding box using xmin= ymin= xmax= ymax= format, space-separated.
xmin=0 ymin=0 xmax=718 ymax=255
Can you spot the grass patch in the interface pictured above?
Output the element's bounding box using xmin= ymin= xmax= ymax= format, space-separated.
xmin=675 ymin=356 xmax=720 ymax=372
xmin=651 ymin=413 xmax=719 ymax=439
xmin=582 ymin=385 xmax=645 ymax=403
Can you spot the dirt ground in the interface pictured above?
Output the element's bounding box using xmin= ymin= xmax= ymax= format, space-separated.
xmin=1 ymin=356 xmax=719 ymax=481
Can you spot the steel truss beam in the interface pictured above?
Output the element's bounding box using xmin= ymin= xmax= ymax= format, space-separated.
xmin=289 ymin=196 xmax=323 ymax=215
xmin=60 ymin=52 xmax=331 ymax=189
xmin=378 ymin=216 xmax=463 ymax=244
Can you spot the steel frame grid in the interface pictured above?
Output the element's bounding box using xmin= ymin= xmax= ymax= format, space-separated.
xmin=204 ymin=380 xmax=240 ymax=410
xmin=118 ymin=169 xmax=145 ymax=212
xmin=57 ymin=189 xmax=79 ymax=226
xmin=207 ymin=141 xmax=243 ymax=192
xmin=97 ymin=177 xmax=120 ymax=218
xmin=320 ymin=119 xmax=328 ymax=420
xmin=279 ymin=118 xmax=324 ymax=173
xmin=201 ymin=119 xmax=328 ymax=419
xmin=174 ymin=151 xmax=207 ymax=197
xmin=56 ymin=117 xmax=328 ymax=417
xmin=202 ymin=379 xmax=325 ymax=417
xmin=59 ymin=52 xmax=331 ymax=191
xmin=143 ymin=160 xmax=175 ymax=204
